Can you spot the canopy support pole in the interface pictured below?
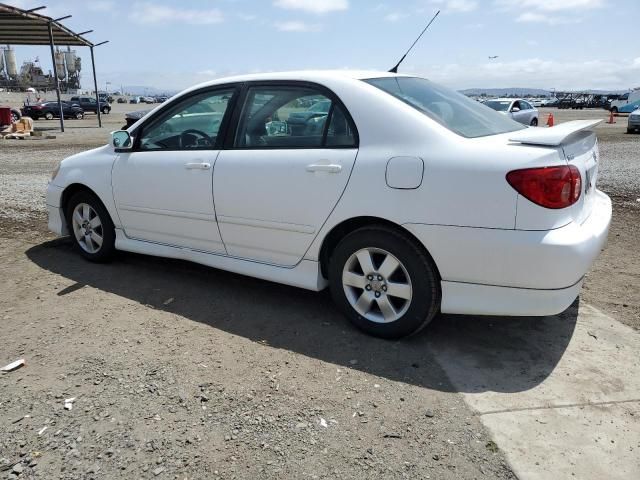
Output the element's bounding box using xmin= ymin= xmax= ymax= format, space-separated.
xmin=90 ymin=46 xmax=102 ymax=128
xmin=47 ymin=21 xmax=64 ymax=132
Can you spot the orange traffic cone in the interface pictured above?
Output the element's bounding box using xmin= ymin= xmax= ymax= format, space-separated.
xmin=607 ymin=110 xmax=616 ymax=124
xmin=546 ymin=112 xmax=554 ymax=127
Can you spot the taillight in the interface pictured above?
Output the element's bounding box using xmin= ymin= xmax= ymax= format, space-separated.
xmin=506 ymin=165 xmax=581 ymax=209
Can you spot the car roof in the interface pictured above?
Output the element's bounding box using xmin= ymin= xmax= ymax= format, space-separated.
xmin=182 ymin=70 xmax=412 ymax=91
xmin=488 ymin=98 xmax=517 ymax=102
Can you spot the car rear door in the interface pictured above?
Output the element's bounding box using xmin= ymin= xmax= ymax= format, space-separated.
xmin=112 ymin=86 xmax=238 ymax=253
xmin=213 ymin=82 xmax=359 ymax=266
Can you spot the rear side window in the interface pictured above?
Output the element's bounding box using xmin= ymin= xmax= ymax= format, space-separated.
xmin=364 ymin=77 xmax=525 ymax=138
xmin=234 ymin=85 xmax=357 ymax=149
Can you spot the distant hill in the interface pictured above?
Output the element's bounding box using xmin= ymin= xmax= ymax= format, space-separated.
xmin=460 ymin=87 xmax=550 ymax=97
xmin=122 ymin=85 xmax=178 ymax=96
xmin=460 ymin=87 xmax=628 ymax=97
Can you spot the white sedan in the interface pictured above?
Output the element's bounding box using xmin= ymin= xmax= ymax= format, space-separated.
xmin=46 ymin=71 xmax=611 ymax=338
xmin=484 ymin=98 xmax=539 ymax=126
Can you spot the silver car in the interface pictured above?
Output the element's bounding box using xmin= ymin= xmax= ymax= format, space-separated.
xmin=628 ymin=107 xmax=640 ymax=134
xmin=484 ymin=98 xmax=539 ymax=126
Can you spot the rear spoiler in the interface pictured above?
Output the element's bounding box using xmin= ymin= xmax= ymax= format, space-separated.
xmin=509 ymin=119 xmax=602 ymax=146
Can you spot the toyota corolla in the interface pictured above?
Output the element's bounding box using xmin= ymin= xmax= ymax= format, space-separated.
xmin=46 ymin=71 xmax=611 ymax=338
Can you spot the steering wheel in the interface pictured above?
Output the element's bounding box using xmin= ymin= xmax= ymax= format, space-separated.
xmin=179 ymin=129 xmax=213 ymax=148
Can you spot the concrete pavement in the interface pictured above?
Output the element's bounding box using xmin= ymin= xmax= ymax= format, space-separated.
xmin=428 ymin=302 xmax=640 ymax=479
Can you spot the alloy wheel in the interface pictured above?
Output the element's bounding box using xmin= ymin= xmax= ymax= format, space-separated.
xmin=342 ymin=247 xmax=412 ymax=323
xmin=71 ymin=203 xmax=104 ymax=254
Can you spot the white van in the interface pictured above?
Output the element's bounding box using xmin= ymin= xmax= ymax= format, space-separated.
xmin=610 ymin=88 xmax=640 ymax=113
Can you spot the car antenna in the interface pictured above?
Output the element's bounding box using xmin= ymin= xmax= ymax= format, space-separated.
xmin=389 ymin=10 xmax=440 ymax=73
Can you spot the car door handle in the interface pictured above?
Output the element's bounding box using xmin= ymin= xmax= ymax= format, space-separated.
xmin=306 ymin=163 xmax=342 ymax=173
xmin=184 ymin=162 xmax=211 ymax=170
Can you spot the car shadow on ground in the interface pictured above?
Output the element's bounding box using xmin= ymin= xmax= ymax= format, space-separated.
xmin=26 ymin=238 xmax=579 ymax=395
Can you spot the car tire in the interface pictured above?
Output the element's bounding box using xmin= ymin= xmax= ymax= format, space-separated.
xmin=101 ymin=107 xmax=110 ymax=114
xmin=628 ymin=128 xmax=635 ymax=134
xmin=10 ymin=110 xmax=20 ymax=123
xmin=329 ymin=226 xmax=440 ymax=339
xmin=65 ymin=191 xmax=115 ymax=263
xmin=75 ymin=112 xmax=84 ymax=120
xmin=530 ymin=118 xmax=538 ymax=126
xmin=44 ymin=112 xmax=54 ymax=120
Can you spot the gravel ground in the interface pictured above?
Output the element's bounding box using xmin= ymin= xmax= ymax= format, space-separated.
xmin=0 ymin=105 xmax=637 ymax=479
xmin=0 ymin=106 xmax=520 ymax=479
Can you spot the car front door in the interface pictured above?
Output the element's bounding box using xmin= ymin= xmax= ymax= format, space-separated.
xmin=213 ymin=83 xmax=359 ymax=266
xmin=510 ymin=101 xmax=524 ymax=123
xmin=112 ymin=86 xmax=237 ymax=253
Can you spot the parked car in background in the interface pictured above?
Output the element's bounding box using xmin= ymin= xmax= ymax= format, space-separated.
xmin=484 ymin=98 xmax=539 ymax=126
xmin=22 ymin=101 xmax=84 ymax=120
xmin=116 ymin=97 xmax=127 ymax=104
xmin=541 ymin=97 xmax=559 ymax=107
xmin=98 ymin=93 xmax=114 ymax=103
xmin=141 ymin=96 xmax=155 ymax=104
xmin=122 ymin=109 xmax=150 ymax=129
xmin=610 ymin=89 xmax=640 ymax=114
xmin=3 ymin=106 xmax=22 ymax=123
xmin=69 ymin=96 xmax=111 ymax=114
xmin=628 ymin=107 xmax=640 ymax=133
xmin=129 ymin=96 xmax=140 ymax=104
xmin=46 ymin=71 xmax=610 ymax=339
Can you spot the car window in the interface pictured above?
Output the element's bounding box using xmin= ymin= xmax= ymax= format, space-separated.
xmin=138 ymin=88 xmax=234 ymax=151
xmin=367 ymin=77 xmax=525 ymax=138
xmin=520 ymin=101 xmax=532 ymax=110
xmin=484 ymin=100 xmax=511 ymax=112
xmin=512 ymin=101 xmax=521 ymax=110
xmin=234 ymin=85 xmax=356 ymax=148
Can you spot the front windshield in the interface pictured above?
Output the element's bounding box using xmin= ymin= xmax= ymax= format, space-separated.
xmin=364 ymin=77 xmax=525 ymax=138
xmin=484 ymin=100 xmax=511 ymax=112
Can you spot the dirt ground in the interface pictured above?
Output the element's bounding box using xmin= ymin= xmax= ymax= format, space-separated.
xmin=0 ymin=103 xmax=638 ymax=479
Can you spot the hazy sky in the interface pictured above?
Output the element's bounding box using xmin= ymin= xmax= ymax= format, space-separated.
xmin=5 ymin=0 xmax=640 ymax=92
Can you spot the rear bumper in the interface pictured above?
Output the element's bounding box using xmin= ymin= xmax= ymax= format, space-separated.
xmin=440 ymin=279 xmax=583 ymax=316
xmin=404 ymin=189 xmax=612 ymax=316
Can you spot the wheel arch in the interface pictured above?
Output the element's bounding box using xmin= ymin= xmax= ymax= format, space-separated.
xmin=318 ymin=216 xmax=441 ymax=281
xmin=60 ymin=183 xmax=114 ymax=228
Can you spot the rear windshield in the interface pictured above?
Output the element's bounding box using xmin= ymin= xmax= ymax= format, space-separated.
xmin=484 ymin=100 xmax=511 ymax=112
xmin=364 ymin=77 xmax=525 ymax=138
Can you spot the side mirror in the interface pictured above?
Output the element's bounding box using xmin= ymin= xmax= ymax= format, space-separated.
xmin=111 ymin=130 xmax=132 ymax=150
xmin=511 ymin=107 xmax=521 ymax=113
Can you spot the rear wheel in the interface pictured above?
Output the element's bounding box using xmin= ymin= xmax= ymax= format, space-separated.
xmin=10 ymin=110 xmax=20 ymax=123
xmin=101 ymin=107 xmax=110 ymax=114
xmin=44 ymin=112 xmax=54 ymax=120
xmin=329 ymin=226 xmax=440 ymax=339
xmin=530 ymin=117 xmax=538 ymax=126
xmin=75 ymin=112 xmax=84 ymax=120
xmin=65 ymin=191 xmax=115 ymax=262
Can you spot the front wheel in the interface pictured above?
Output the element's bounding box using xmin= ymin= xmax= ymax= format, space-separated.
xmin=44 ymin=112 xmax=54 ymax=120
xmin=530 ymin=117 xmax=538 ymax=126
xmin=75 ymin=112 xmax=84 ymax=120
xmin=329 ymin=226 xmax=440 ymax=339
xmin=66 ymin=191 xmax=115 ymax=262
xmin=101 ymin=107 xmax=110 ymax=114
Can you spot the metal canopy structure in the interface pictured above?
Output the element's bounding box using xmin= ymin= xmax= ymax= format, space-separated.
xmin=0 ymin=3 xmax=108 ymax=131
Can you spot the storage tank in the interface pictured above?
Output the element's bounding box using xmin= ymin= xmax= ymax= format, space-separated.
xmin=64 ymin=48 xmax=76 ymax=74
xmin=4 ymin=47 xmax=18 ymax=79
xmin=54 ymin=49 xmax=66 ymax=80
